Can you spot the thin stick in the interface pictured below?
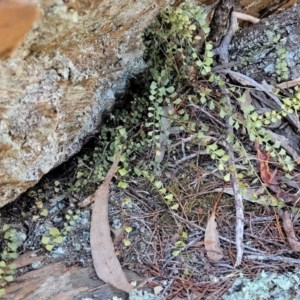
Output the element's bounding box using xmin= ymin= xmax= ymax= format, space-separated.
xmin=222 ymin=88 xmax=245 ymax=267
xmin=212 ymin=10 xmax=239 ymax=63
xmin=175 ymin=150 xmax=207 ymax=165
xmin=233 ymin=12 xmax=260 ymax=24
xmin=246 ymin=254 xmax=300 ymax=264
xmin=212 ymin=185 xmax=225 ymax=214
xmin=274 ymin=209 xmax=285 ymax=241
xmin=277 ymin=77 xmax=300 ymax=89
xmin=212 ymin=11 xmax=259 ymax=63
xmin=187 ymin=103 xmax=226 ymax=127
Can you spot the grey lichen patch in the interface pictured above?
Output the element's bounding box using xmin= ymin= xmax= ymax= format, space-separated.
xmin=51 ymin=54 xmax=85 ymax=82
xmin=223 ymin=269 xmax=300 ymax=300
xmin=109 ymin=290 xmax=159 ymax=300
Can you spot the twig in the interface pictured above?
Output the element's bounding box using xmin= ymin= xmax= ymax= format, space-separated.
xmin=245 ymin=254 xmax=300 ymax=264
xmin=277 ymin=77 xmax=300 ymax=89
xmin=181 ymin=139 xmax=186 ymax=158
xmin=244 ymin=232 xmax=289 ymax=250
xmin=172 ymin=134 xmax=196 ymax=146
xmin=250 ymin=90 xmax=281 ymax=113
xmin=227 ymin=139 xmax=244 ymax=267
xmin=217 ymin=70 xmax=283 ymax=106
xmin=233 ymin=12 xmax=260 ymax=24
xmin=171 ymin=134 xmax=221 ymax=149
xmin=274 ymin=209 xmax=285 ymax=242
xmin=212 ymin=11 xmax=239 ymax=63
xmin=159 ymin=278 xmax=174 ymax=300
xmin=246 ymin=216 xmax=275 ymax=223
xmin=175 ymin=150 xmax=207 ymax=165
xmin=212 ymin=11 xmax=259 ymax=63
xmin=187 ymin=104 xmax=226 ymax=127
xmin=217 ymin=69 xmax=300 ymax=131
xmin=211 ymin=61 xmax=241 ymax=72
xmin=181 ymin=235 xmax=204 ymax=252
xmin=212 ymin=186 xmax=225 ymax=214
xmin=216 ymin=263 xmax=235 ymax=269
xmin=219 ymin=86 xmax=244 ymax=267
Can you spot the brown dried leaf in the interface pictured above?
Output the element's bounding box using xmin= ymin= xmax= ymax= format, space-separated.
xmin=90 ymin=152 xmax=134 ymax=293
xmin=205 ymin=211 xmax=224 ymax=262
xmin=255 ymin=142 xmax=298 ymax=204
xmin=204 ymin=191 xmax=224 ymax=263
xmin=282 ymin=211 xmax=300 ymax=251
xmin=255 ymin=142 xmax=278 ymax=185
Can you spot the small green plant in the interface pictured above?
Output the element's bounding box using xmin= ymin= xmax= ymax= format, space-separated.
xmin=172 ymin=241 xmax=186 ymax=257
xmin=26 ymin=1 xmax=299 ymax=215
xmin=258 ymin=92 xmax=300 ymax=126
xmin=62 ymin=209 xmax=81 ymax=235
xmin=65 ymin=209 xmax=80 ymax=227
xmin=262 ymin=29 xmax=289 ymax=82
xmin=122 ymin=197 xmax=132 ymax=208
xmin=31 ymin=200 xmax=49 ymax=221
xmin=0 ymin=260 xmax=16 ymax=295
xmin=1 ymin=225 xmax=18 ymax=260
xmin=142 ymin=3 xmax=213 ymax=167
xmin=41 ymin=227 xmax=64 ymax=251
xmin=142 ymin=2 xmax=299 ymax=204
xmin=275 ymin=47 xmax=289 ymax=81
xmin=172 ymin=231 xmax=188 ymax=257
xmin=136 ymin=169 xmax=176 ymax=208
xmin=123 ymin=226 xmax=133 ymax=247
xmin=0 ymin=225 xmax=19 ymax=295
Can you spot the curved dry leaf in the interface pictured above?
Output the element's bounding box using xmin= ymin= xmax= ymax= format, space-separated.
xmin=255 ymin=142 xmax=278 ymax=185
xmin=90 ymin=152 xmax=134 ymax=293
xmin=205 ymin=212 xmax=223 ymax=262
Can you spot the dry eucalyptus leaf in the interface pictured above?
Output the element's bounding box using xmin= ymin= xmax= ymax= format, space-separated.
xmin=90 ymin=152 xmax=134 ymax=293
xmin=205 ymin=211 xmax=223 ymax=262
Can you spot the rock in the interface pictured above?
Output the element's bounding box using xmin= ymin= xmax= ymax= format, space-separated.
xmin=0 ymin=0 xmax=171 ymax=207
xmin=229 ymin=4 xmax=300 ymax=83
